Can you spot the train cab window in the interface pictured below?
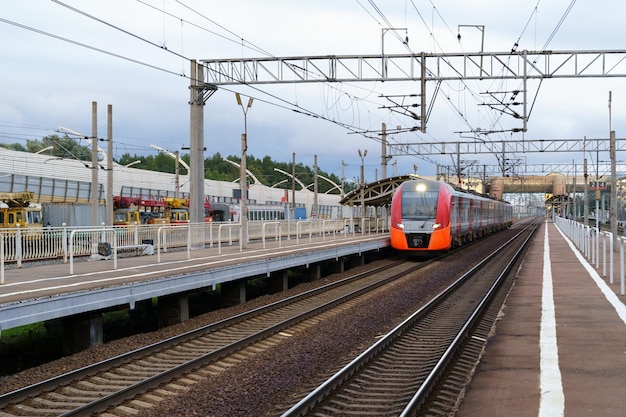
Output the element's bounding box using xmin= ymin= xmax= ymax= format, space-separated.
xmin=401 ymin=181 xmax=438 ymax=220
xmin=28 ymin=210 xmax=41 ymax=224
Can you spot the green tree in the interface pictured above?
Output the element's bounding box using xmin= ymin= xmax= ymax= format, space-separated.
xmin=4 ymin=137 xmax=353 ymax=194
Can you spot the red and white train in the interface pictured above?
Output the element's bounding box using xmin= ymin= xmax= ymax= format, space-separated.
xmin=390 ymin=178 xmax=512 ymax=251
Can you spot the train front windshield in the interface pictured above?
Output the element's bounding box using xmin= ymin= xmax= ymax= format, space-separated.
xmin=401 ymin=182 xmax=438 ymax=220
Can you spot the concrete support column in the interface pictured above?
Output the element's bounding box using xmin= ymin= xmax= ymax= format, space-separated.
xmin=221 ymin=280 xmax=247 ymax=306
xmin=132 ymin=299 xmax=154 ymax=315
xmin=189 ymin=59 xmax=205 ymax=227
xmin=327 ymin=258 xmax=345 ymax=274
xmin=304 ymin=263 xmax=321 ymax=281
xmin=158 ymin=293 xmax=189 ymax=328
xmin=281 ymin=270 xmax=289 ymax=291
xmin=267 ymin=271 xmax=289 ymax=293
xmin=61 ymin=312 xmax=103 ymax=355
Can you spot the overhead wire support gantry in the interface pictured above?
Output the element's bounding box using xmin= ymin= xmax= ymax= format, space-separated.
xmin=386 ymin=137 xmax=626 ymax=157
xmin=200 ymin=49 xmax=626 ymax=133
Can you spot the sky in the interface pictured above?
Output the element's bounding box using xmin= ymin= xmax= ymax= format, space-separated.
xmin=2 ymin=0 xmax=626 ymax=185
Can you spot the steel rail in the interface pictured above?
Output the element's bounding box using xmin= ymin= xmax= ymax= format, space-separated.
xmin=0 ymin=258 xmax=435 ymax=416
xmin=280 ymin=218 xmax=540 ymax=416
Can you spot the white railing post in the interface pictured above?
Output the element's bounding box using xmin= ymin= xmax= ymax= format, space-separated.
xmin=592 ymin=227 xmax=600 ymax=269
xmin=619 ymin=237 xmax=624 ymax=295
xmin=218 ymin=223 xmax=237 ymax=255
xmin=602 ymin=232 xmax=606 ymax=277
xmin=157 ymin=226 xmax=163 ymax=263
xmin=610 ymin=232 xmax=614 ymax=284
xmin=62 ymin=223 xmax=68 ymax=263
xmin=187 ymin=223 xmax=192 ymax=258
xmin=69 ymin=228 xmax=116 ymax=274
xmin=0 ymin=232 xmax=4 ymax=285
xmin=15 ymin=225 xmax=22 ymax=269
xmin=133 ymin=222 xmax=139 ymax=245
xmin=262 ymin=221 xmax=281 ymax=249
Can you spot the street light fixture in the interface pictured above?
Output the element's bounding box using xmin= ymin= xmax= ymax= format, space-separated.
xmin=58 ymin=126 xmax=101 ymax=227
xmin=236 ymin=93 xmax=254 ymax=249
xmin=35 ymin=146 xmax=54 ymax=154
xmin=124 ymin=160 xmax=141 ymax=168
xmin=150 ymin=144 xmax=189 ymax=198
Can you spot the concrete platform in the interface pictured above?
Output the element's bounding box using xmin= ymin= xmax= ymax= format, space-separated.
xmin=456 ymin=220 xmax=626 ymax=417
xmin=0 ymin=233 xmax=390 ymax=332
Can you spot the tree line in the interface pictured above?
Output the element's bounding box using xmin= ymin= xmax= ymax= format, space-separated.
xmin=2 ymin=135 xmax=352 ymax=194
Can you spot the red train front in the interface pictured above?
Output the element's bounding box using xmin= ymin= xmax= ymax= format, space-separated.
xmin=390 ymin=179 xmax=453 ymax=251
xmin=390 ymin=178 xmax=512 ymax=251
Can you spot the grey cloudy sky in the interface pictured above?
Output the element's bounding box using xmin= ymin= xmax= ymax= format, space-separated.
xmin=2 ymin=0 xmax=625 ymax=183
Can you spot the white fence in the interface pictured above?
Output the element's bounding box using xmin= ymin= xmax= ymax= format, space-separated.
xmin=554 ymin=216 xmax=625 ymax=295
xmin=0 ymin=217 xmax=390 ymax=277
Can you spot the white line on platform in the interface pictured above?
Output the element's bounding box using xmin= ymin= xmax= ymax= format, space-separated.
xmin=539 ymin=224 xmax=565 ymax=417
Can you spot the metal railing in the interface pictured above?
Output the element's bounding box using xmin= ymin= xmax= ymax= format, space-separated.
xmin=0 ymin=218 xmax=390 ymax=281
xmin=554 ymin=216 xmax=624 ymax=295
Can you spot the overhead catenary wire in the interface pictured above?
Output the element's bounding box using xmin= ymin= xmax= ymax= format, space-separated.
xmin=0 ymin=5 xmax=387 ymax=156
xmin=3 ymin=0 xmax=497 ymax=167
xmin=1 ymin=1 xmax=588 ymax=177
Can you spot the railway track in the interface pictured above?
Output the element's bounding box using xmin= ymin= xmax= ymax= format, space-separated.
xmin=0 ymin=257 xmax=440 ymax=417
xmin=280 ymin=217 xmax=541 ymax=417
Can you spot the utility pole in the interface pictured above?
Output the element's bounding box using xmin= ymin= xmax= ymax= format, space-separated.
xmin=189 ymin=60 xmax=203 ymax=225
xmin=341 ymin=160 xmax=346 ymax=199
xmin=313 ymin=155 xmax=318 ymax=218
xmin=381 ymin=122 xmax=387 ymax=179
xmin=291 ymin=152 xmax=296 ymax=209
xmin=572 ymin=161 xmax=577 ymax=219
xmin=608 ymin=91 xmax=618 ymax=249
xmin=611 ymin=129 xmax=617 ymax=244
xmin=175 ymin=150 xmax=180 ymax=199
xmin=91 ymin=101 xmax=98 ymax=227
xmin=106 ymin=104 xmax=113 ymax=226
xmin=236 ymin=92 xmax=253 ymax=249
xmin=583 ymin=136 xmax=589 ymax=226
xmin=358 ymin=149 xmax=367 ymax=233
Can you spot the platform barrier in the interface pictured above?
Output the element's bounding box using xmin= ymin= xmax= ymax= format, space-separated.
xmin=554 ymin=216 xmax=625 ymax=295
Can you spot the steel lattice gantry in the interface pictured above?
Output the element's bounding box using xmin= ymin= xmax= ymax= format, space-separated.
xmin=438 ymin=163 xmax=626 ymax=177
xmin=387 ymin=137 xmax=626 ymax=157
xmin=201 ymin=50 xmax=626 ymax=84
xmin=190 ymin=50 xmax=626 ymax=214
xmin=201 ymin=49 xmax=626 ymax=133
xmin=391 ymin=137 xmax=626 ymax=177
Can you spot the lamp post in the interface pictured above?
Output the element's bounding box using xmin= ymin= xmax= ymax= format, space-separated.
xmin=236 ymin=93 xmax=253 ymax=249
xmin=58 ymin=123 xmax=106 ymax=227
xmin=150 ymin=144 xmax=190 ymax=199
xmin=358 ymin=149 xmax=367 ymax=233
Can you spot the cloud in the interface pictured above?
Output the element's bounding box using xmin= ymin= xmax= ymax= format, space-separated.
xmin=2 ymin=0 xmax=626 ymax=183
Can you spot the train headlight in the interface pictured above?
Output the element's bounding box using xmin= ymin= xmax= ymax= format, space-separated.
xmin=432 ymin=223 xmax=441 ymax=229
xmin=396 ymin=222 xmax=405 ymax=229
